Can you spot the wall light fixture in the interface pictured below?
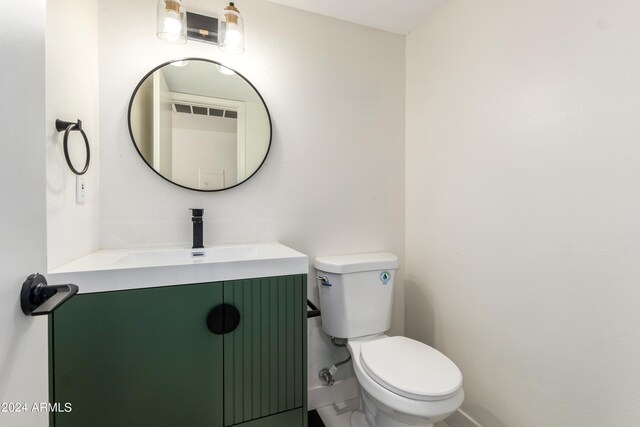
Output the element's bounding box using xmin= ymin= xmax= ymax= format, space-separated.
xmin=157 ymin=0 xmax=187 ymax=44
xmin=157 ymin=1 xmax=245 ymax=54
xmin=218 ymin=2 xmax=245 ymax=54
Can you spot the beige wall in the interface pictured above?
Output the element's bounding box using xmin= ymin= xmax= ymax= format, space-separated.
xmin=245 ymin=101 xmax=271 ymax=177
xmin=130 ymin=77 xmax=153 ymax=161
xmin=157 ymin=71 xmax=174 ymax=178
xmin=406 ymin=1 xmax=640 ymax=426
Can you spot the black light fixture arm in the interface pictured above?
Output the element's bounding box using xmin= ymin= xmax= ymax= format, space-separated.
xmin=55 ymin=118 xmax=91 ymax=175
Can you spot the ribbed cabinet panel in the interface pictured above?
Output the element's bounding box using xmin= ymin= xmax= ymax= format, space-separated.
xmin=223 ymin=275 xmax=305 ymax=426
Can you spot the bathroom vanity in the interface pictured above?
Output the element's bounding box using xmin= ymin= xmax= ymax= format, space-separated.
xmin=47 ymin=243 xmax=308 ymax=427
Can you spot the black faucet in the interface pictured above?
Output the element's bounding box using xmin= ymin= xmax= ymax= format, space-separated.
xmin=190 ymin=208 xmax=204 ymax=249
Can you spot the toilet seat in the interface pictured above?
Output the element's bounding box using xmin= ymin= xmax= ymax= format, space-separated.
xmin=359 ymin=336 xmax=462 ymax=402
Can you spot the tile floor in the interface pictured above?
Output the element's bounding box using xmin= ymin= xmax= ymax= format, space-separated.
xmin=315 ymin=398 xmax=450 ymax=427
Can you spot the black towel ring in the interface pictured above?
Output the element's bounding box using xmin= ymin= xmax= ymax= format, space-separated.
xmin=55 ymin=119 xmax=90 ymax=175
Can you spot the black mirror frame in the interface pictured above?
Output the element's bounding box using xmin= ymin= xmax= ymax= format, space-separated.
xmin=127 ymin=58 xmax=273 ymax=192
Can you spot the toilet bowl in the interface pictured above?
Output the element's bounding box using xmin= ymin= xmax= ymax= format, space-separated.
xmin=348 ymin=335 xmax=463 ymax=427
xmin=314 ymin=252 xmax=464 ymax=427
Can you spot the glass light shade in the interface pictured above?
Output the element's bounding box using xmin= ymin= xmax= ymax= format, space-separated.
xmin=157 ymin=0 xmax=187 ymax=44
xmin=218 ymin=2 xmax=245 ymax=54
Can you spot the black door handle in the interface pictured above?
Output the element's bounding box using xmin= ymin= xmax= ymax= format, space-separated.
xmin=207 ymin=304 xmax=241 ymax=334
xmin=20 ymin=273 xmax=79 ymax=316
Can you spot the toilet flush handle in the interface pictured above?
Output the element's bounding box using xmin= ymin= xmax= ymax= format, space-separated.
xmin=316 ymin=275 xmax=332 ymax=287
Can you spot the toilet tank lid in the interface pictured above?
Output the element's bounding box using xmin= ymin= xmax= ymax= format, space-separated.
xmin=314 ymin=252 xmax=398 ymax=274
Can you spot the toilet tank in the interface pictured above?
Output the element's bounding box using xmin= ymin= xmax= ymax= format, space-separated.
xmin=314 ymin=252 xmax=398 ymax=339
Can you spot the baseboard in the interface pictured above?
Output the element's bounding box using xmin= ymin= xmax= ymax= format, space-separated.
xmin=447 ymin=408 xmax=483 ymax=427
xmin=307 ymin=377 xmax=359 ymax=411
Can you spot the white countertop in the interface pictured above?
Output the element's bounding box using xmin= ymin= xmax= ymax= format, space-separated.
xmin=48 ymin=242 xmax=309 ymax=294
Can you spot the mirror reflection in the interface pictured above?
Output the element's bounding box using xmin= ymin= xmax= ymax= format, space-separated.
xmin=128 ymin=59 xmax=271 ymax=191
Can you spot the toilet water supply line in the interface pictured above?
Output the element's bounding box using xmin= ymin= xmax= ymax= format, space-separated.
xmin=319 ymin=337 xmax=352 ymax=386
xmin=307 ymin=282 xmax=351 ymax=386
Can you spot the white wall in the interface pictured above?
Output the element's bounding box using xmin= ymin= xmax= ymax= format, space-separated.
xmin=46 ymin=0 xmax=100 ymax=270
xmin=172 ymin=125 xmax=238 ymax=188
xmin=0 ymin=1 xmax=48 ymax=426
xmin=98 ymin=0 xmax=405 ymax=392
xmin=406 ymin=1 xmax=640 ymax=426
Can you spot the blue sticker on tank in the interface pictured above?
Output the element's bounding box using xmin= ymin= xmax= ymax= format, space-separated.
xmin=380 ymin=271 xmax=390 ymax=285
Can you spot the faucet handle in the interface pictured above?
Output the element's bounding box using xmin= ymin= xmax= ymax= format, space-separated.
xmin=189 ymin=208 xmax=205 ymax=217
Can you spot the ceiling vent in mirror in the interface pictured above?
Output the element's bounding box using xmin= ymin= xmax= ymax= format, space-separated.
xmin=192 ymin=106 xmax=208 ymax=115
xmin=175 ymin=104 xmax=191 ymax=113
xmin=173 ymin=103 xmax=238 ymax=119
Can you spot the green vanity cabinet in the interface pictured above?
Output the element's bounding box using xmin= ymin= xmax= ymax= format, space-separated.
xmin=49 ymin=275 xmax=307 ymax=427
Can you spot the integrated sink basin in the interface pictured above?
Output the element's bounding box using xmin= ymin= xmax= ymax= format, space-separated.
xmin=48 ymin=243 xmax=308 ymax=294
xmin=112 ymin=245 xmax=261 ymax=268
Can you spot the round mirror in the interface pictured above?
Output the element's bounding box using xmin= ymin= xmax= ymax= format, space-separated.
xmin=128 ymin=58 xmax=271 ymax=191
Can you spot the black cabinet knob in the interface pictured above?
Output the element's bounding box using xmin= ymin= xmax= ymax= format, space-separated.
xmin=207 ymin=304 xmax=240 ymax=334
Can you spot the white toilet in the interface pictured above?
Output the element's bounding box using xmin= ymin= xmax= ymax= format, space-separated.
xmin=315 ymin=252 xmax=464 ymax=427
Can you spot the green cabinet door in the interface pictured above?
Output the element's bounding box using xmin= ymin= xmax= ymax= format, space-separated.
xmin=223 ymin=275 xmax=307 ymax=426
xmin=50 ymin=282 xmax=224 ymax=427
